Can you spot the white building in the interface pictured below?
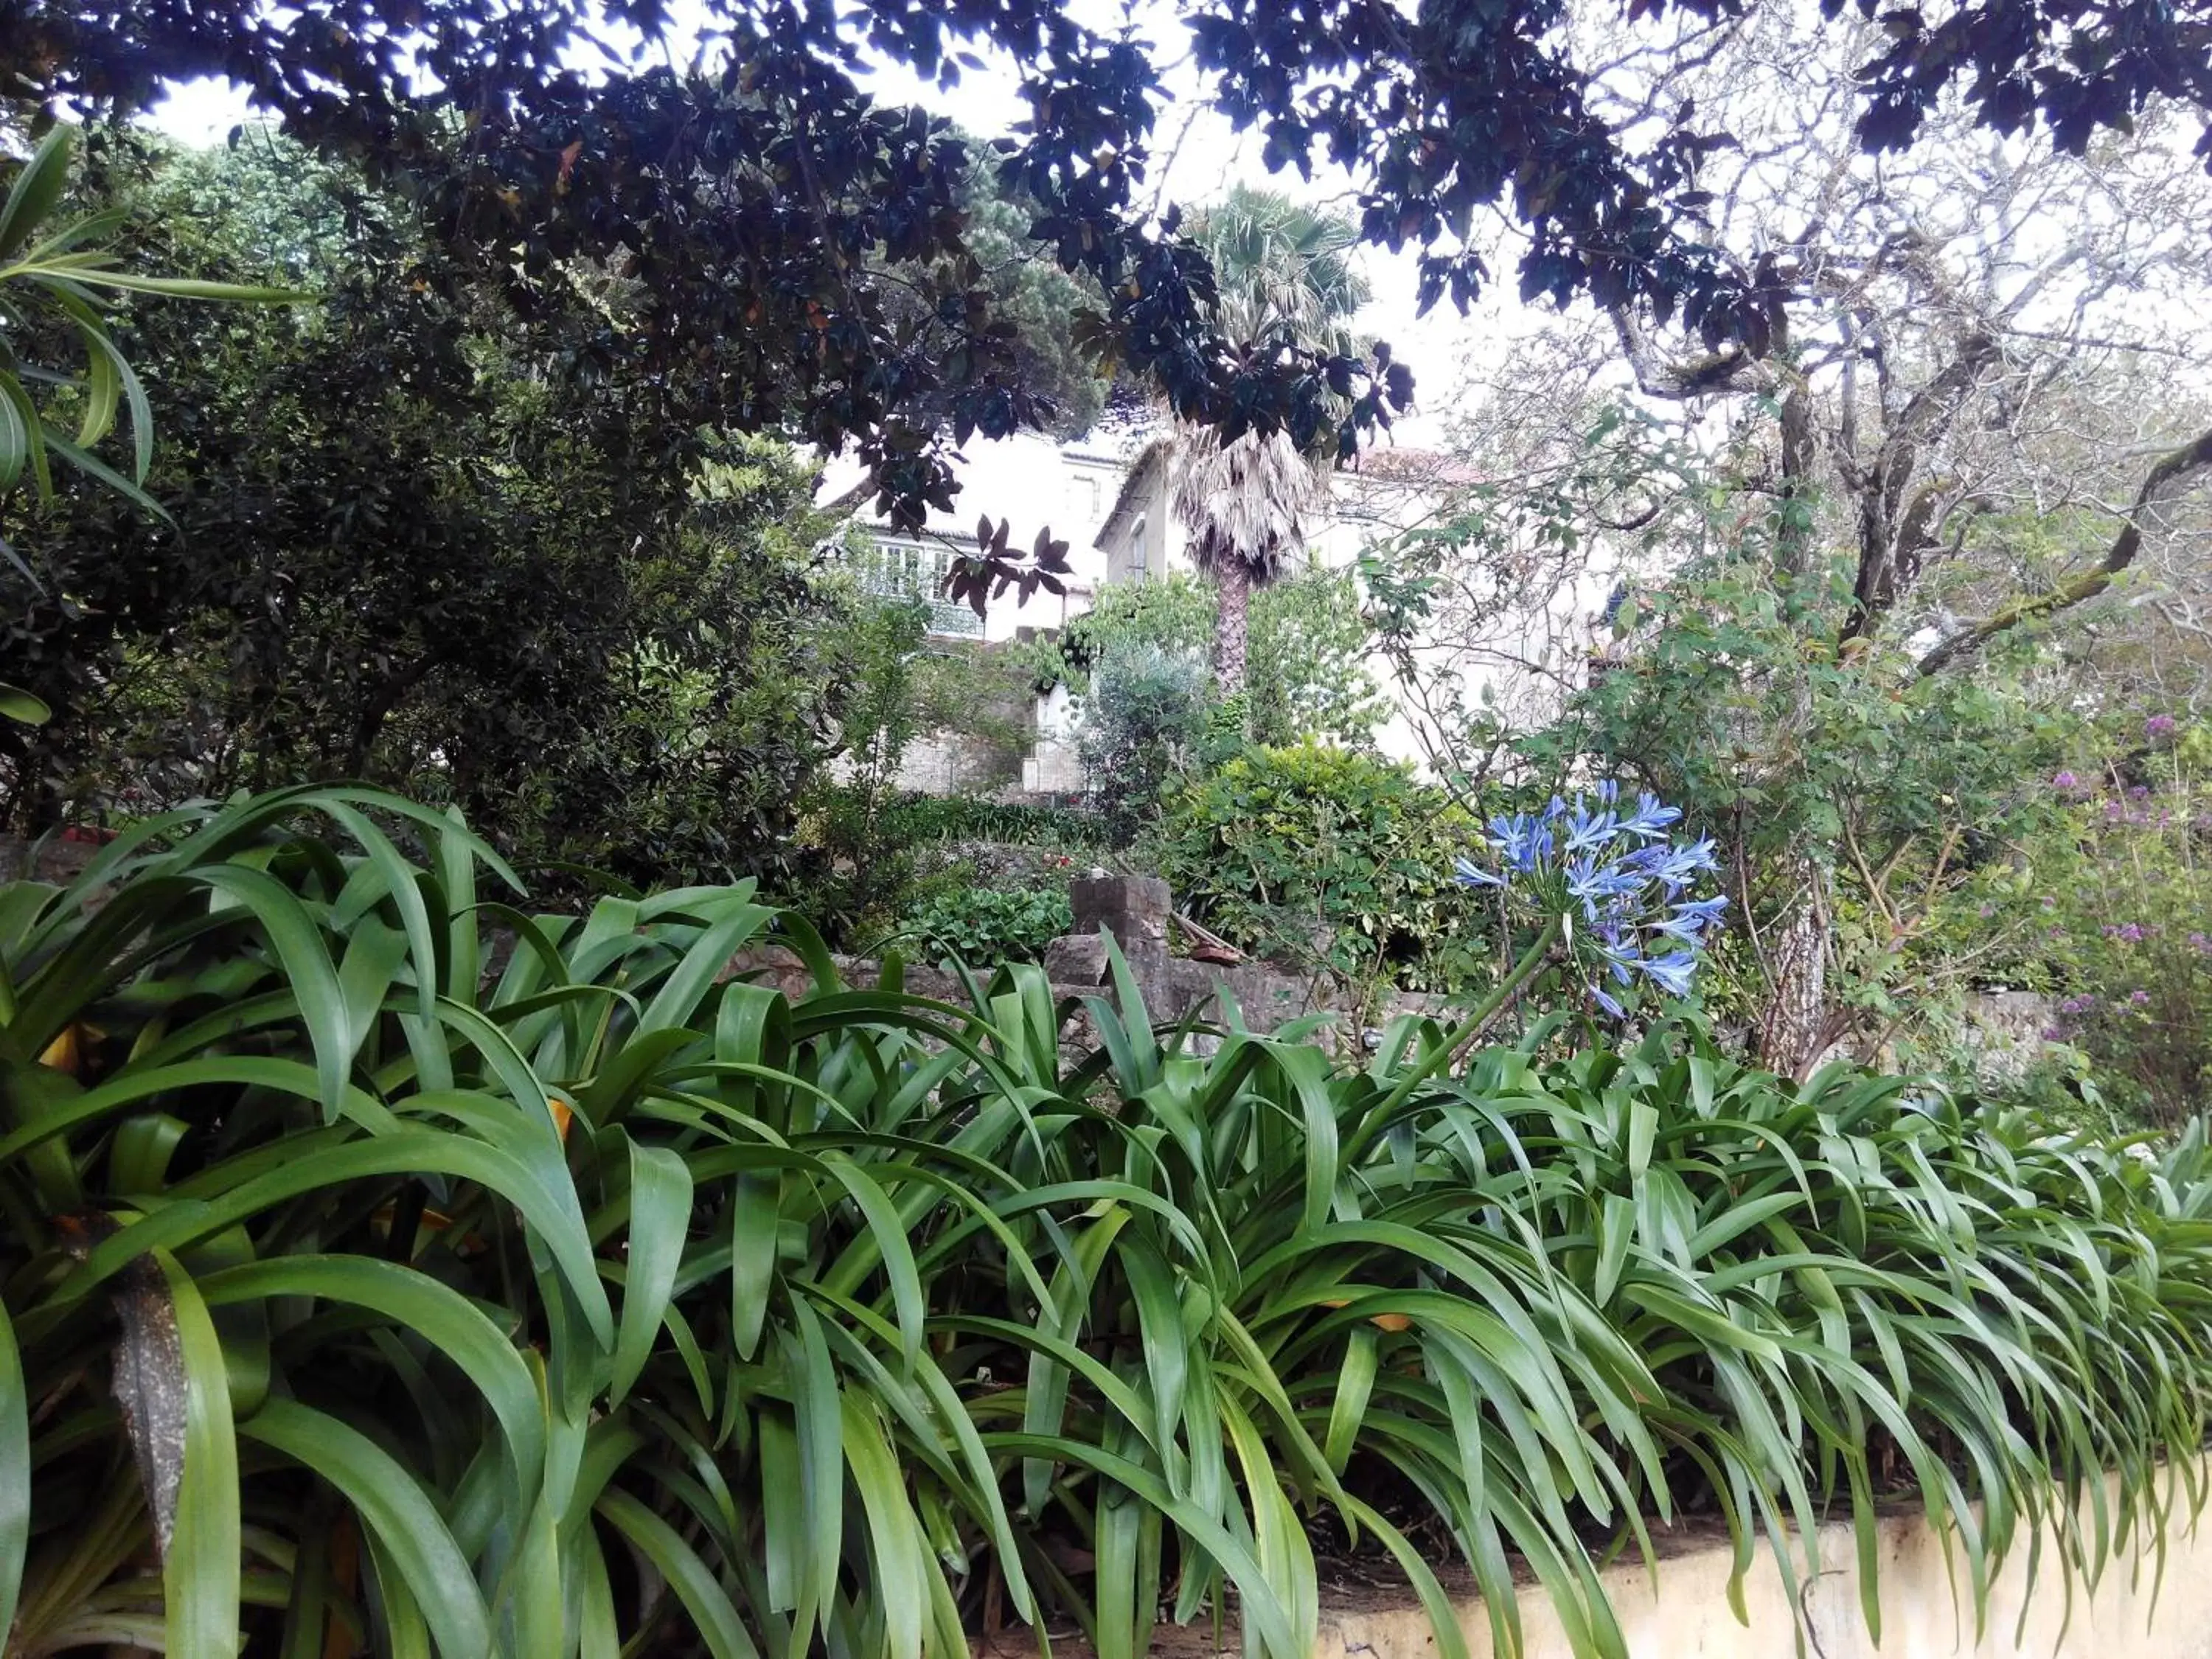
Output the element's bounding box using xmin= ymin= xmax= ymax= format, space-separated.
xmin=821 ymin=426 xmax=1614 ymax=792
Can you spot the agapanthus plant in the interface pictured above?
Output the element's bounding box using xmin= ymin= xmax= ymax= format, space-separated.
xmin=1453 ymin=782 xmax=1725 ymax=1023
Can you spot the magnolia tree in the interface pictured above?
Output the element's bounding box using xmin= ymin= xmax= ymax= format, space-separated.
xmin=7 ymin=0 xmax=2212 ymax=593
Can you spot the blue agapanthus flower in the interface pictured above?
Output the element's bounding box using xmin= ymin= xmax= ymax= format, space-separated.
xmin=1455 ymin=782 xmax=1724 ymax=1017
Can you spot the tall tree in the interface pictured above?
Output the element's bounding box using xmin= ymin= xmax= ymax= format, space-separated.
xmin=7 ymin=0 xmax=2207 ymax=574
xmin=1169 ymin=187 xmax=1370 ymax=694
xmin=0 ymin=136 xmax=872 ymax=883
xmin=1393 ymin=5 xmax=2212 ymax=1074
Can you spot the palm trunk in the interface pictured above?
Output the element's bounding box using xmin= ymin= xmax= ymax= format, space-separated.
xmin=1212 ymin=561 xmax=1251 ymax=695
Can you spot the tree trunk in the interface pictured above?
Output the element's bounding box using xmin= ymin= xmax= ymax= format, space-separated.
xmin=1756 ymin=874 xmax=1831 ymax=1081
xmin=1212 ymin=561 xmax=1251 ymax=695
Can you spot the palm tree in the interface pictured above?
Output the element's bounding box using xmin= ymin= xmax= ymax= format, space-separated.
xmin=1168 ymin=187 xmax=1371 ymax=697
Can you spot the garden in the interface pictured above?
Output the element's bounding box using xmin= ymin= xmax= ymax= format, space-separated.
xmin=4 ymin=1 xmax=2212 ymax=1657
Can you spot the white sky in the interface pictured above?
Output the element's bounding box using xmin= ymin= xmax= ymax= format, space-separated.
xmin=143 ymin=1 xmax=1551 ymax=451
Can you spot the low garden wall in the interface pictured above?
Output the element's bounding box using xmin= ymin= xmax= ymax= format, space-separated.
xmin=1304 ymin=1474 xmax=2212 ymax=1659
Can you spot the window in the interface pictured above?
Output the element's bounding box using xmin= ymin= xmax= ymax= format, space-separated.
xmin=849 ymin=536 xmax=984 ymax=636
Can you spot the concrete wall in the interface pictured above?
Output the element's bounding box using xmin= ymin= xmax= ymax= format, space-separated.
xmin=1316 ymin=1481 xmax=2212 ymax=1659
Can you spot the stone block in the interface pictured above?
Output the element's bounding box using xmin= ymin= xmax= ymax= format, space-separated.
xmin=1068 ymin=873 xmax=1171 ymax=948
xmin=1043 ymin=932 xmax=1111 ymax=986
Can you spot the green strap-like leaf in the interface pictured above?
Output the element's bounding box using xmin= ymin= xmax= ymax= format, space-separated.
xmin=158 ymin=1251 xmax=241 ymax=1659
xmin=197 ymin=1253 xmax=545 ymax=1509
xmin=242 ymin=1399 xmax=491 ymax=1659
xmin=595 ymin=1487 xmax=759 ymax=1659
xmin=608 ymin=1138 xmax=692 ymax=1405
xmin=0 ymin=683 xmax=44 ymax=726
xmin=0 ymin=1291 xmax=27 ymax=1643
xmin=0 ymin=128 xmax=72 ymax=262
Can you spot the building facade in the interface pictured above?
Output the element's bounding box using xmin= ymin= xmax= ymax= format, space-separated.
xmin=823 ymin=425 xmax=1614 ymax=793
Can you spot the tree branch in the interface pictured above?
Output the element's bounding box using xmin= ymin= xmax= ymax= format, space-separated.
xmin=1916 ymin=426 xmax=2212 ymax=676
xmin=1607 ymin=305 xmax=1773 ymax=400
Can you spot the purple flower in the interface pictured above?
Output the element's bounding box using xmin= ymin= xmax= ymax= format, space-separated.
xmin=2129 ymin=989 xmax=2152 ymax=1006
xmin=2146 ymin=714 xmax=2178 ymax=740
xmin=2119 ymin=924 xmax=2146 ymax=943
xmin=2040 ymin=1026 xmax=2065 ymax=1041
xmin=1615 ymin=791 xmax=1683 ymax=841
xmin=2052 ymin=771 xmax=2080 ymax=791
xmin=2191 ymin=931 xmax=2210 ymax=953
xmin=1455 ymin=782 xmax=1721 ymax=1016
xmin=2129 ymin=785 xmax=2151 ymax=800
xmin=1560 ymin=800 xmax=1618 ymax=855
xmin=1637 ymin=951 xmax=1700 ymax=998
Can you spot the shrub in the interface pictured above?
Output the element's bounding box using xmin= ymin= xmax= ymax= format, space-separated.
xmin=1033 ymin=568 xmax=1388 ymax=747
xmin=900 ymin=884 xmax=1075 ymax=964
xmin=1153 ymin=738 xmax=1487 ymax=985
xmin=879 ymin=793 xmax=1108 ymax=846
xmin=1076 ymin=641 xmax=1210 ymax=842
xmin=2003 ymin=720 xmax=2212 ymax=1123
xmin=778 ymin=787 xmax=1103 ymax=949
xmin=2 ymin=785 xmax=2208 ymax=1659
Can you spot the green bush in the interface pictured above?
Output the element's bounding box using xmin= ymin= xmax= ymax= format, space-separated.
xmin=3 ymin=786 xmax=2209 ymax=1659
xmin=1077 ymin=641 xmax=1211 ymax=842
xmin=1153 ymin=738 xmax=1488 ymax=985
xmin=878 ymin=793 xmax=1107 ymax=846
xmin=779 ymin=785 xmax=1103 ymax=949
xmin=900 ymin=884 xmax=1074 ymax=964
xmin=2 ymin=136 xmax=863 ymax=882
xmin=1030 ymin=568 xmax=1389 ymax=747
xmin=1986 ymin=718 xmax=2212 ymax=1124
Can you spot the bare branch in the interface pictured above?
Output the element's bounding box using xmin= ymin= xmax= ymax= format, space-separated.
xmin=1916 ymin=427 xmax=2212 ymax=675
xmin=1607 ymin=305 xmax=1773 ymax=400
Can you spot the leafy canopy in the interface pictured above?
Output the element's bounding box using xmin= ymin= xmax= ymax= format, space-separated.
xmin=0 ymin=136 xmax=873 ymax=885
xmin=8 ymin=0 xmax=2207 ymax=546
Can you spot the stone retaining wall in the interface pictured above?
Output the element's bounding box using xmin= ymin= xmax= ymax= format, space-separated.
xmin=730 ymin=872 xmax=1433 ymax=1054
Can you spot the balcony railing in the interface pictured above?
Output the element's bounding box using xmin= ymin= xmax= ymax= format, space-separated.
xmin=850 ymin=538 xmax=985 ymax=638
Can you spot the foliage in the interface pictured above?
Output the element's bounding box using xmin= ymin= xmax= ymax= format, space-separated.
xmin=899 ymin=884 xmax=1074 ymax=965
xmin=1999 ymin=720 xmax=2212 ymax=1124
xmin=1074 ymin=642 xmax=1212 ymax=844
xmin=782 ymin=601 xmax=1063 ymax=942
xmin=5 ymin=788 xmax=2212 ymax=1659
xmin=1153 ymin=739 xmax=1487 ymax=987
xmin=952 ymin=147 xmax=1117 ymax=438
xmin=1030 ymin=568 xmax=1389 ymax=746
xmin=1191 ymin=186 xmax=1371 ymax=354
xmin=872 ymin=794 xmax=1107 ymax=847
xmin=1 ymin=0 xmax=1418 ymax=554
xmin=1164 ymin=189 xmax=1373 ymax=691
xmin=0 ymin=142 xmax=888 ymax=896
xmin=12 ymin=0 xmax=2174 ymax=549
xmin=1518 ymin=548 xmax=2074 ymax=1052
xmin=0 ymin=125 xmax=296 ymax=557
xmin=782 ymin=599 xmax=956 ymax=940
